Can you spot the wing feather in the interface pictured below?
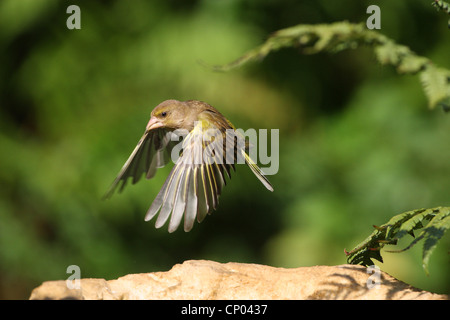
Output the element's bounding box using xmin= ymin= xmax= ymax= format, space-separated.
xmin=103 ymin=129 xmax=174 ymax=200
xmin=183 ymin=167 xmax=198 ymax=232
xmin=168 ymin=165 xmax=189 ymax=232
xmin=144 ymin=122 xmax=233 ymax=231
xmin=154 ymin=164 xmax=183 ymax=228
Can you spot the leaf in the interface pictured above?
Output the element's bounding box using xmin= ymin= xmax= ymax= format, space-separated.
xmin=347 ymin=247 xmax=383 ymax=266
xmin=346 ymin=207 xmax=450 ymax=274
xmin=432 ymin=1 xmax=450 ymax=17
xmin=422 ymin=208 xmax=450 ymax=275
xmin=420 ymin=66 xmax=450 ymax=110
xmin=384 ymin=208 xmax=421 ymax=239
xmin=395 ymin=208 xmax=434 ymax=240
xmin=210 ymin=21 xmax=450 ymax=112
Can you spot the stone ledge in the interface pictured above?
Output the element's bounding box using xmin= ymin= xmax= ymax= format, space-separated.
xmin=29 ymin=260 xmax=448 ymax=300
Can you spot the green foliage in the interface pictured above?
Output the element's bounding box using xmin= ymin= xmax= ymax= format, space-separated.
xmin=211 ymin=21 xmax=450 ymax=111
xmin=433 ymin=0 xmax=450 ymax=12
xmin=432 ymin=0 xmax=450 ymax=28
xmin=421 ymin=66 xmax=450 ymax=111
xmin=345 ymin=207 xmax=450 ymax=275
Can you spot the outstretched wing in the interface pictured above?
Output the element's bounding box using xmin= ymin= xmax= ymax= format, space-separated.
xmin=144 ymin=121 xmax=235 ymax=232
xmin=103 ymin=129 xmax=176 ymax=199
xmin=144 ymin=120 xmax=273 ymax=233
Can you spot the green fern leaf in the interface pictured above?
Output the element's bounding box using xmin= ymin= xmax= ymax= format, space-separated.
xmin=420 ymin=66 xmax=450 ymax=110
xmin=346 ymin=207 xmax=450 ymax=273
xmin=211 ymin=21 xmax=450 ymax=111
xmin=422 ymin=208 xmax=450 ymax=275
xmin=395 ymin=208 xmax=434 ymax=240
xmin=384 ymin=208 xmax=419 ymax=239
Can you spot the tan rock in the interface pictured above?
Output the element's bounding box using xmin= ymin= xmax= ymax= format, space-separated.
xmin=29 ymin=260 xmax=448 ymax=300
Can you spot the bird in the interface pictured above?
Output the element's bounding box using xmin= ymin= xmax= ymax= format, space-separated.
xmin=104 ymin=99 xmax=273 ymax=232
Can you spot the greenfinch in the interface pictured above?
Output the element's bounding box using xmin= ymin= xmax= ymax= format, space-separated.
xmin=104 ymin=99 xmax=273 ymax=232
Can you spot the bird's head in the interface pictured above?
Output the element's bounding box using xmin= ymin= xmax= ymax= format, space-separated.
xmin=146 ymin=100 xmax=189 ymax=132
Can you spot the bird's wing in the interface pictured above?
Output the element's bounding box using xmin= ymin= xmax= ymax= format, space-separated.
xmin=145 ymin=121 xmax=234 ymax=232
xmin=103 ymin=128 xmax=177 ymax=199
xmin=144 ymin=120 xmax=274 ymax=233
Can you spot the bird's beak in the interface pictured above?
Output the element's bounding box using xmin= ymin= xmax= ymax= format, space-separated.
xmin=146 ymin=116 xmax=163 ymax=132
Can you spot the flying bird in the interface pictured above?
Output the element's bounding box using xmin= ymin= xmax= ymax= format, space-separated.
xmin=104 ymin=99 xmax=273 ymax=232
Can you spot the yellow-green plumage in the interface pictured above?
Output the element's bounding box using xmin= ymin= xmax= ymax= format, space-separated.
xmin=104 ymin=99 xmax=273 ymax=232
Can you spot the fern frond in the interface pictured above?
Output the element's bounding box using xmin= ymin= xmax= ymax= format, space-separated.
xmin=420 ymin=66 xmax=450 ymax=110
xmin=210 ymin=21 xmax=450 ymax=111
xmin=432 ymin=0 xmax=450 ymax=28
xmin=421 ymin=207 xmax=450 ymax=274
xmin=433 ymin=0 xmax=450 ymax=14
xmin=345 ymin=207 xmax=450 ymax=274
xmin=395 ymin=208 xmax=434 ymax=239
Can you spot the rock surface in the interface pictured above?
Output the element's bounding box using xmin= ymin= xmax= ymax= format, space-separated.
xmin=29 ymin=260 xmax=447 ymax=300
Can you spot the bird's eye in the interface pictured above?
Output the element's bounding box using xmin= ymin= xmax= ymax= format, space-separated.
xmin=161 ymin=112 xmax=167 ymax=117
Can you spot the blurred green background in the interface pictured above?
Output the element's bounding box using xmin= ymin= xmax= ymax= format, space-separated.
xmin=0 ymin=0 xmax=449 ymax=299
